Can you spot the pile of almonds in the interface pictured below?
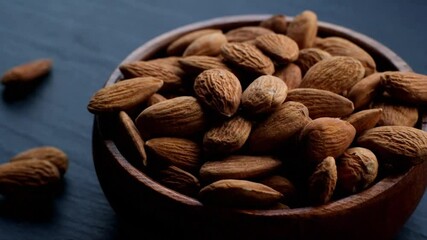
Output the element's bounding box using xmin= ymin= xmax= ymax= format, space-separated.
xmin=87 ymin=10 xmax=427 ymax=209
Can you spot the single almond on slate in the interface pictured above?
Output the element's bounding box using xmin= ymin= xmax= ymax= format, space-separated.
xmin=274 ymin=63 xmax=302 ymax=89
xmin=178 ymin=56 xmax=230 ymax=75
xmin=344 ymin=108 xmax=383 ymax=135
xmin=87 ymin=77 xmax=163 ymax=113
xmin=1 ymin=58 xmax=52 ymax=86
xmin=118 ymin=111 xmax=148 ymax=167
xmin=225 ymin=26 xmax=274 ymax=43
xmin=357 ymin=126 xmax=427 ymax=166
xmin=146 ymin=93 xmax=167 ymax=107
xmin=286 ymin=10 xmax=318 ymax=49
xmin=372 ymin=99 xmax=419 ymax=127
xmin=167 ymin=29 xmax=221 ymax=56
xmin=221 ymin=42 xmax=275 ymax=75
xmin=198 ymin=179 xmax=283 ymax=208
xmin=299 ymin=117 xmax=356 ymax=165
xmin=119 ymin=61 xmax=184 ymax=91
xmin=183 ymin=31 xmax=228 ymax=57
xmin=10 ymin=146 xmax=68 ymax=176
xmin=145 ymin=137 xmax=202 ymax=173
xmin=0 ymin=160 xmax=61 ymax=196
xmin=203 ymin=116 xmax=252 ymax=155
xmin=241 ymin=75 xmax=288 ymax=115
xmin=336 ymin=147 xmax=378 ymax=194
xmin=295 ymin=48 xmax=331 ymax=76
xmin=247 ymin=101 xmax=310 ymax=153
xmin=199 ymin=155 xmax=282 ymax=183
xmin=381 ymin=71 xmax=427 ymax=104
xmin=307 ymin=156 xmax=337 ymax=205
xmin=286 ymin=88 xmax=354 ymax=119
xmin=193 ymin=68 xmax=242 ymax=117
xmin=300 ymin=56 xmax=365 ymax=95
xmin=255 ymin=33 xmax=299 ymax=64
xmin=259 ymin=14 xmax=288 ymax=34
xmin=156 ymin=165 xmax=200 ymax=197
xmin=258 ymin=175 xmax=297 ymax=205
xmin=347 ymin=72 xmax=383 ymax=110
xmin=135 ymin=96 xmax=206 ymax=138
xmin=314 ymin=37 xmax=377 ymax=76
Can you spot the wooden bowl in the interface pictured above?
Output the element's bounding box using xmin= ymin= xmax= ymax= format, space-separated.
xmin=91 ymin=15 xmax=427 ymax=240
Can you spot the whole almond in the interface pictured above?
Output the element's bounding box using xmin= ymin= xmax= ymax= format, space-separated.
xmin=167 ymin=29 xmax=221 ymax=56
xmin=241 ymin=75 xmax=288 ymax=115
xmin=258 ymin=175 xmax=297 ymax=205
xmin=156 ymin=165 xmax=200 ymax=197
xmin=0 ymin=160 xmax=61 ymax=197
xmin=347 ymin=72 xmax=383 ymax=110
xmin=135 ymin=96 xmax=207 ymax=138
xmin=344 ymin=108 xmax=383 ymax=135
xmin=286 ymin=88 xmax=354 ymax=119
xmin=259 ymin=15 xmax=288 ymax=34
xmin=286 ymin=10 xmax=318 ymax=49
xmin=198 ymin=179 xmax=283 ymax=208
xmin=147 ymin=56 xmax=182 ymax=68
xmin=225 ymin=26 xmax=274 ymax=43
xmin=193 ymin=68 xmax=242 ymax=117
xmin=381 ymin=71 xmax=427 ymax=104
xmin=372 ymin=99 xmax=419 ymax=127
xmin=178 ymin=56 xmax=230 ymax=75
xmin=314 ymin=37 xmax=377 ymax=76
xmin=1 ymin=58 xmax=52 ymax=86
xmin=274 ymin=63 xmax=302 ymax=89
xmin=10 ymin=146 xmax=68 ymax=176
xmin=87 ymin=77 xmax=163 ymax=113
xmin=203 ymin=116 xmax=252 ymax=155
xmin=295 ymin=48 xmax=331 ymax=76
xmin=183 ymin=32 xmax=228 ymax=57
xmin=255 ymin=33 xmax=299 ymax=64
xmin=221 ymin=42 xmax=275 ymax=75
xmin=247 ymin=101 xmax=310 ymax=153
xmin=146 ymin=93 xmax=167 ymax=107
xmin=357 ymin=126 xmax=427 ymax=167
xmin=199 ymin=155 xmax=282 ymax=183
xmin=299 ymin=117 xmax=356 ymax=165
xmin=300 ymin=56 xmax=365 ymax=95
xmin=307 ymin=156 xmax=337 ymax=205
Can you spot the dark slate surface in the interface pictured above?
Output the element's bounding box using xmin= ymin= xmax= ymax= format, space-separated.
xmin=0 ymin=0 xmax=426 ymax=239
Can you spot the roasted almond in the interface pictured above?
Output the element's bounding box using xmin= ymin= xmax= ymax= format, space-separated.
xmin=381 ymin=71 xmax=427 ymax=104
xmin=156 ymin=165 xmax=200 ymax=197
xmin=178 ymin=55 xmax=230 ymax=75
xmin=225 ymin=26 xmax=274 ymax=43
xmin=347 ymin=72 xmax=383 ymax=110
xmin=183 ymin=32 xmax=228 ymax=57
xmin=255 ymin=33 xmax=299 ymax=64
xmin=167 ymin=29 xmax=221 ymax=56
xmin=259 ymin=15 xmax=288 ymax=34
xmin=1 ymin=58 xmax=52 ymax=86
xmin=286 ymin=10 xmax=318 ymax=49
xmin=258 ymin=175 xmax=297 ymax=205
xmin=294 ymin=48 xmax=331 ymax=76
xmin=372 ymin=99 xmax=419 ymax=127
xmin=273 ymin=63 xmax=302 ymax=89
xmin=344 ymin=108 xmax=383 ymax=135
xmin=307 ymin=156 xmax=337 ymax=205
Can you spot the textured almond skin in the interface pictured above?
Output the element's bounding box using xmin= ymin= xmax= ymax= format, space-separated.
xmin=146 ymin=93 xmax=167 ymax=107
xmin=286 ymin=10 xmax=318 ymax=49
xmin=259 ymin=15 xmax=288 ymax=34
xmin=183 ymin=32 xmax=228 ymax=57
xmin=156 ymin=165 xmax=200 ymax=197
xmin=255 ymin=33 xmax=299 ymax=64
xmin=295 ymin=48 xmax=331 ymax=76
xmin=87 ymin=77 xmax=163 ymax=113
xmin=344 ymin=108 xmax=383 ymax=135
xmin=135 ymin=96 xmax=206 ymax=138
xmin=167 ymin=29 xmax=221 ymax=56
xmin=247 ymin=101 xmax=310 ymax=153
xmin=119 ymin=61 xmax=184 ymax=91
xmin=1 ymin=58 xmax=52 ymax=86
xmin=145 ymin=137 xmax=202 ymax=173
xmin=241 ymin=75 xmax=288 ymax=115
xmin=10 ymin=146 xmax=68 ymax=176
xmin=118 ymin=111 xmax=148 ymax=167
xmin=286 ymin=88 xmax=354 ymax=119
xmin=307 ymin=156 xmax=337 ymax=205
xmin=221 ymin=42 xmax=275 ymax=75
xmin=357 ymin=126 xmax=427 ymax=166
xmin=336 ymin=147 xmax=378 ymax=194
xmin=203 ymin=116 xmax=252 ymax=155
xmin=347 ymin=72 xmax=383 ymax=110
xmin=274 ymin=63 xmax=302 ymax=89
xmin=373 ymin=99 xmax=419 ymax=127
xmin=225 ymin=26 xmax=274 ymax=42
xmin=299 ymin=117 xmax=356 ymax=165
xmin=178 ymin=56 xmax=230 ymax=75
xmin=300 ymin=56 xmax=365 ymax=95
xmin=314 ymin=37 xmax=377 ymax=76
xmin=198 ymin=179 xmax=283 ymax=208
xmin=0 ymin=160 xmax=61 ymax=196
xmin=193 ymin=69 xmax=242 ymax=117
xmin=199 ymin=155 xmax=282 ymax=182
xmin=381 ymin=71 xmax=427 ymax=104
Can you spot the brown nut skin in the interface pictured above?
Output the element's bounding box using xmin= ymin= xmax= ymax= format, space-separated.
xmin=286 ymin=10 xmax=318 ymax=49
xmin=307 ymin=156 xmax=337 ymax=205
xmin=1 ymin=58 xmax=52 ymax=86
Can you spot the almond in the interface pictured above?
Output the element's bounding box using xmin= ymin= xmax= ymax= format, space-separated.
xmin=255 ymin=33 xmax=299 ymax=64
xmin=1 ymin=58 xmax=52 ymax=86
xmin=167 ymin=29 xmax=221 ymax=56
xmin=294 ymin=48 xmax=331 ymax=76
xmin=258 ymin=175 xmax=297 ymax=205
xmin=183 ymin=32 xmax=228 ymax=57
xmin=178 ymin=56 xmax=230 ymax=75
xmin=147 ymin=56 xmax=182 ymax=68
xmin=259 ymin=15 xmax=288 ymax=34
xmin=307 ymin=156 xmax=337 ymax=205
xmin=286 ymin=10 xmax=318 ymax=49
xmin=225 ymin=26 xmax=274 ymax=43
xmin=344 ymin=108 xmax=383 ymax=135
xmin=381 ymin=71 xmax=427 ymax=104
xmin=372 ymin=99 xmax=419 ymax=127
xmin=274 ymin=63 xmax=302 ymax=89
xmin=146 ymin=93 xmax=167 ymax=107
xmin=347 ymin=72 xmax=383 ymax=110
xmin=156 ymin=165 xmax=200 ymax=197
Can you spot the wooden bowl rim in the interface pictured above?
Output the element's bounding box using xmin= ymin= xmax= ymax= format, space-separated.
xmin=95 ymin=14 xmax=426 ymax=217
